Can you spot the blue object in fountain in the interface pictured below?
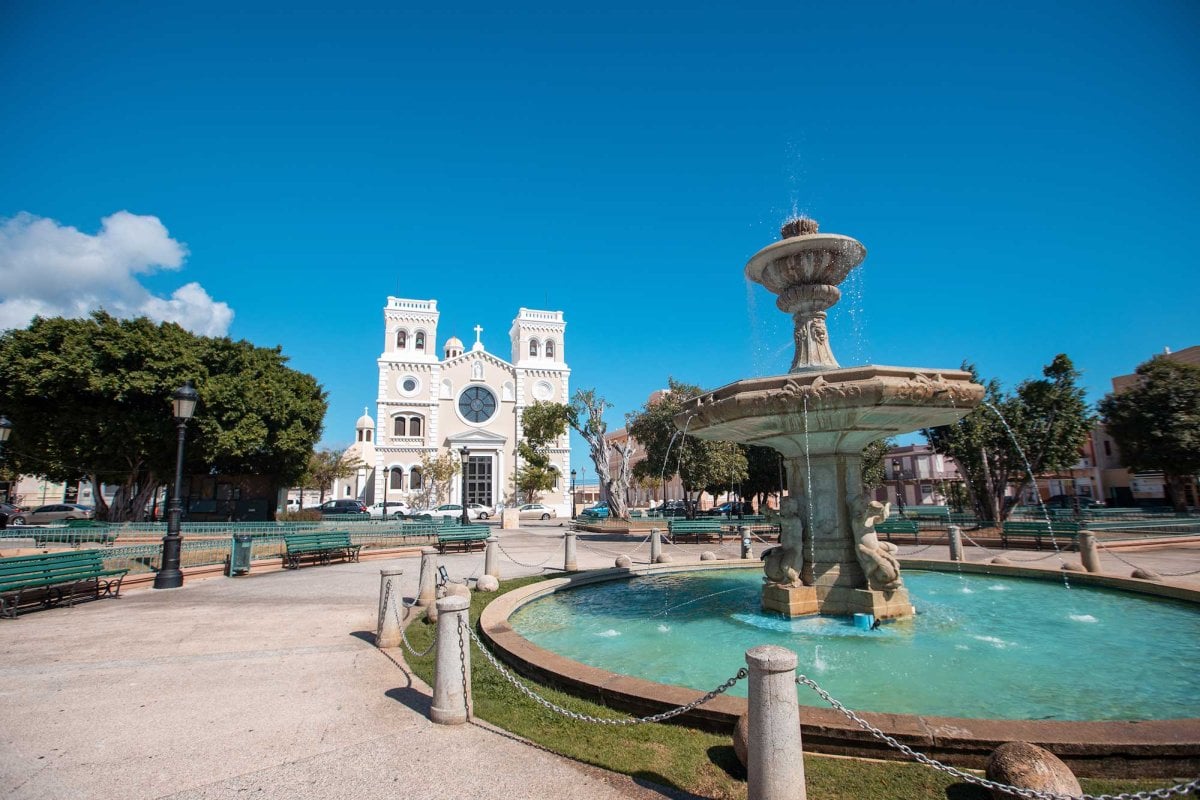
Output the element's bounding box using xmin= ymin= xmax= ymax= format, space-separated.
xmin=509 ymin=568 xmax=1200 ymax=722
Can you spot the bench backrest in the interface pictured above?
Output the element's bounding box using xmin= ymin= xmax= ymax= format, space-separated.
xmin=437 ymin=525 xmax=489 ymax=538
xmin=283 ymin=531 xmax=354 ymax=549
xmin=876 ymin=519 xmax=919 ymax=533
xmin=1003 ymin=521 xmax=1081 ymax=534
xmin=668 ymin=519 xmax=721 ymax=531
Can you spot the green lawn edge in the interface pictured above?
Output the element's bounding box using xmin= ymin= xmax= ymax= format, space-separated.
xmin=401 ymin=575 xmax=1183 ymax=800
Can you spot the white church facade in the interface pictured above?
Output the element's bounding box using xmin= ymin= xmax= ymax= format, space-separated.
xmin=335 ymin=298 xmax=571 ymax=515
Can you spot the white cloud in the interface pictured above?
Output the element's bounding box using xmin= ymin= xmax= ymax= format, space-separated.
xmin=0 ymin=211 xmax=234 ymax=336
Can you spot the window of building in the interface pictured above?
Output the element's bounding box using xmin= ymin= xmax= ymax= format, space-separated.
xmin=1104 ymin=440 xmax=1112 ymax=456
xmin=529 ymin=339 xmax=539 ymax=357
xmin=365 ymin=429 xmax=371 ymax=442
xmin=345 ymin=486 xmax=351 ymax=496
xmin=410 ymin=416 xmax=422 ymax=437
xmin=458 ymin=386 xmax=497 ymax=423
xmin=389 ymin=468 xmax=405 ymax=490
xmin=396 ymin=329 xmax=407 ymax=348
xmin=415 ymin=330 xmax=426 ymax=350
xmin=409 ymin=468 xmax=423 ymax=491
xmin=545 ymin=339 xmax=555 ymax=359
xmin=393 ymin=417 xmax=406 ymax=437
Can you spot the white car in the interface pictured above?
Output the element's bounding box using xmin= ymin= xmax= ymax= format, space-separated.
xmin=518 ymin=503 xmax=557 ymax=520
xmin=414 ymin=503 xmax=490 ymax=521
xmin=367 ymin=501 xmax=411 ymax=518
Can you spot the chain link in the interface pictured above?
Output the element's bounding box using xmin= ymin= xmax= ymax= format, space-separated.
xmin=457 ymin=612 xmax=472 ymax=720
xmin=1096 ymin=541 xmax=1200 ymax=578
xmin=794 ymin=673 xmax=1200 ymax=800
xmin=381 ymin=576 xmax=437 ymax=657
xmin=463 ymin=622 xmax=747 ymax=725
xmin=895 ymin=536 xmax=949 ymax=556
xmin=959 ymin=530 xmax=1072 ymax=564
xmin=496 ymin=540 xmax=556 ymax=569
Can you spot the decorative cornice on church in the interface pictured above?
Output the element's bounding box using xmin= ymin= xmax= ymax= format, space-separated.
xmin=441 ymin=349 xmax=515 ymax=371
xmin=386 ymin=298 xmax=438 ymax=313
xmin=518 ymin=367 xmax=571 ymax=378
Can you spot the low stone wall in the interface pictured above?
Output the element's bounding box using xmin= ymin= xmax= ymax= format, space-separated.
xmin=478 ymin=561 xmax=1200 ymax=778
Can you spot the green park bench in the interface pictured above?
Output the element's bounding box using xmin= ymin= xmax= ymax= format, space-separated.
xmin=1000 ymin=520 xmax=1080 ymax=550
xmin=0 ymin=549 xmax=128 ymax=618
xmin=281 ymin=531 xmax=361 ymax=569
xmin=667 ymin=519 xmax=725 ymax=543
xmin=436 ymin=525 xmax=490 ymax=553
xmin=397 ymin=521 xmax=441 ymax=540
xmin=876 ymin=517 xmax=920 ymax=542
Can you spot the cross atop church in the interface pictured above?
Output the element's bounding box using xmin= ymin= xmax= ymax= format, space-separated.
xmin=472 ymin=324 xmax=484 ymax=351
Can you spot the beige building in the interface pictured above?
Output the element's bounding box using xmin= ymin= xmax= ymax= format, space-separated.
xmin=335 ymin=299 xmax=571 ymax=514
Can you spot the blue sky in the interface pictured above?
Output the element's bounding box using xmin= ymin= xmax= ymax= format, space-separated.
xmin=2 ymin=1 xmax=1197 ymax=466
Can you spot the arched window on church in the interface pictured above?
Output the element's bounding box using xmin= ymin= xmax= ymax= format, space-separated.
xmin=396 ymin=330 xmax=407 ymax=349
xmin=365 ymin=429 xmax=372 ymax=442
xmin=393 ymin=417 xmax=406 ymax=437
xmin=529 ymin=339 xmax=539 ymax=357
xmin=415 ymin=330 xmax=426 ymax=350
xmin=409 ymin=416 xmax=422 ymax=437
xmin=389 ymin=467 xmax=405 ymax=490
xmin=545 ymin=339 xmax=556 ymax=359
xmin=409 ymin=468 xmax=423 ymax=491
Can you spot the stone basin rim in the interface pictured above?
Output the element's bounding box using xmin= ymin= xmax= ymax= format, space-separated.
xmin=745 ymin=233 xmax=868 ymax=284
xmin=478 ymin=560 xmax=1200 ymax=778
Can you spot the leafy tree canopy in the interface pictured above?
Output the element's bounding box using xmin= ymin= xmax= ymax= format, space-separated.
xmin=1099 ymin=356 xmax=1200 ymax=512
xmin=305 ymin=448 xmax=364 ymax=504
xmin=514 ymin=401 xmax=570 ymax=503
xmin=0 ymin=312 xmax=326 ymax=520
xmin=923 ymin=355 xmax=1092 ymax=521
xmin=567 ymin=389 xmax=635 ymax=520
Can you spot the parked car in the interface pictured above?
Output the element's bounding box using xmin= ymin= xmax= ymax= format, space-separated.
xmin=467 ymin=503 xmax=493 ymax=520
xmin=579 ymin=502 xmax=609 ymax=520
xmin=25 ymin=503 xmax=95 ymax=525
xmin=649 ymin=500 xmax=692 ymax=517
xmin=316 ymin=499 xmax=368 ymax=516
xmin=367 ymin=501 xmax=411 ymax=519
xmin=518 ymin=503 xmax=557 ymax=520
xmin=1043 ymin=495 xmax=1104 ymax=511
xmin=705 ymin=502 xmax=736 ymax=517
xmin=0 ymin=502 xmax=27 ymax=526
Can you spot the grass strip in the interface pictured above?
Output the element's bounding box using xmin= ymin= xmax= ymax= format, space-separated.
xmin=402 ymin=576 xmax=1186 ymax=800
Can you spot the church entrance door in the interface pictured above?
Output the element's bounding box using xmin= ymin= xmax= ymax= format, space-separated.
xmin=465 ymin=455 xmax=493 ymax=508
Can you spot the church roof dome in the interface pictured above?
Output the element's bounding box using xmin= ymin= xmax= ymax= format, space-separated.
xmin=445 ymin=336 xmax=464 ymax=349
xmin=356 ymin=408 xmax=375 ymax=429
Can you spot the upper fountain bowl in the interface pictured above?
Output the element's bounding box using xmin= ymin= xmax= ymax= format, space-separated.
xmin=745 ymin=234 xmax=866 ymax=297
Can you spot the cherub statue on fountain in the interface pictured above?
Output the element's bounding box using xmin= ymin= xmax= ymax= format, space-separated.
xmin=851 ymin=498 xmax=904 ymax=593
xmin=762 ymin=496 xmax=812 ymax=588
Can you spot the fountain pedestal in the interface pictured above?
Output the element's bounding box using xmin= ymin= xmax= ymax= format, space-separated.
xmin=676 ymin=220 xmax=984 ymax=620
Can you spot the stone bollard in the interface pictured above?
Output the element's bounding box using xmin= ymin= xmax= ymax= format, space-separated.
xmin=739 ymin=526 xmax=752 ymax=559
xmin=947 ymin=525 xmax=963 ymax=562
xmin=375 ymin=568 xmax=404 ymax=648
xmin=417 ymin=547 xmax=439 ymax=607
xmin=430 ymin=595 xmax=472 ymax=725
xmin=746 ymin=645 xmax=806 ymax=800
xmin=1078 ymin=530 xmax=1102 ymax=573
xmin=650 ymin=528 xmax=662 ymax=563
xmin=563 ymin=529 xmax=578 ymax=571
xmin=484 ymin=536 xmax=500 ymax=579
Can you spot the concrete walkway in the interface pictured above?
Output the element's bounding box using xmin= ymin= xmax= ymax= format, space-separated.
xmin=0 ymin=523 xmax=1197 ymax=799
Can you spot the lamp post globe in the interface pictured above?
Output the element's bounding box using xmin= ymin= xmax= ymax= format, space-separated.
xmin=459 ymin=446 xmax=470 ymax=526
xmin=154 ymin=380 xmax=198 ymax=590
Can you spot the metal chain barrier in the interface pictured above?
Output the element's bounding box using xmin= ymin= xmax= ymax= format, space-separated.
xmin=576 ymin=533 xmax=650 ymax=560
xmin=381 ymin=578 xmax=437 ymax=658
xmin=794 ymin=673 xmax=1200 ymax=800
xmin=959 ymin=530 xmax=1067 ymax=564
xmin=896 ymin=534 xmax=950 ymax=556
xmin=461 ymin=619 xmax=747 ymax=725
xmin=496 ymin=540 xmax=556 ymax=569
xmin=457 ymin=613 xmax=472 ymax=720
xmin=1095 ymin=541 xmax=1200 ymax=578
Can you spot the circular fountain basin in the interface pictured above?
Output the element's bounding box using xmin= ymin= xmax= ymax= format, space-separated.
xmin=479 ymin=562 xmax=1200 ymax=776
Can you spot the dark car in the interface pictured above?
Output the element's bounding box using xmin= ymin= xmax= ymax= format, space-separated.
xmin=705 ymin=502 xmax=737 ymax=517
xmin=650 ymin=500 xmax=693 ymax=517
xmin=0 ymin=502 xmax=27 ymax=526
xmin=316 ymin=499 xmax=368 ymax=516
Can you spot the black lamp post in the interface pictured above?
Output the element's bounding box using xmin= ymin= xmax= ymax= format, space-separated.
xmin=0 ymin=415 xmax=12 ymax=504
xmin=154 ymin=380 xmax=198 ymax=590
xmin=381 ymin=466 xmax=391 ymax=520
xmin=570 ymin=468 xmax=577 ymax=519
xmin=459 ymin=446 xmax=470 ymax=526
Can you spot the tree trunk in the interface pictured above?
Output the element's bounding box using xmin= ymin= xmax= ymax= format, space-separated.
xmin=1165 ymin=473 xmax=1188 ymax=513
xmin=607 ymin=438 xmax=634 ymax=521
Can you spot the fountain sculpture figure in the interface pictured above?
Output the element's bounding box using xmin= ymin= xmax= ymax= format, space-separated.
xmin=677 ymin=218 xmax=984 ymax=619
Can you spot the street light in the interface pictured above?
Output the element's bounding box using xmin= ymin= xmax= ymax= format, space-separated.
xmin=0 ymin=415 xmax=13 ymax=504
xmin=459 ymin=446 xmax=470 ymax=526
xmin=570 ymin=468 xmax=577 ymax=519
xmin=154 ymin=380 xmax=198 ymax=590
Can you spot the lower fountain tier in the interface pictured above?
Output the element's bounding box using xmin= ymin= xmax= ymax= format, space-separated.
xmin=676 ymin=364 xmax=983 ymax=454
xmin=762 ymin=583 xmax=914 ymax=619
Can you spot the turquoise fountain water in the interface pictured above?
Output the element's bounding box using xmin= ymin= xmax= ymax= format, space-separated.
xmin=509 ymin=568 xmax=1200 ymax=721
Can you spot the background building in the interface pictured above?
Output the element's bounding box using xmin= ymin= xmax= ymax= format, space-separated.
xmin=333 ymin=299 xmax=571 ymax=515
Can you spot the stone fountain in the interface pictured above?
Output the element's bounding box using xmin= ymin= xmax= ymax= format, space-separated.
xmin=676 ymin=218 xmax=984 ymax=619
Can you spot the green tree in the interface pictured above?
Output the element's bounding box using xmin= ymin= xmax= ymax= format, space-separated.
xmin=861 ymin=438 xmax=893 ymax=489
xmin=1099 ymin=356 xmax=1200 ymax=512
xmin=0 ymin=312 xmax=326 ymax=520
xmin=416 ymin=450 xmax=460 ymax=508
xmin=924 ymin=355 xmax=1092 ymax=522
xmin=307 ymin=448 xmax=365 ymax=504
xmin=742 ymin=445 xmax=785 ymax=511
xmin=514 ymin=402 xmax=571 ymax=503
xmin=627 ymin=378 xmax=748 ymax=516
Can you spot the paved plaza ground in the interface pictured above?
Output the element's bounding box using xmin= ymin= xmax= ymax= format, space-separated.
xmin=1 ymin=523 xmax=1197 ymax=799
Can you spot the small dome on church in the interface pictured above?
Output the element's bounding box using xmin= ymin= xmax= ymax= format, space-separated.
xmin=356 ymin=408 xmax=375 ymax=429
xmin=444 ymin=336 xmax=464 ymax=358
